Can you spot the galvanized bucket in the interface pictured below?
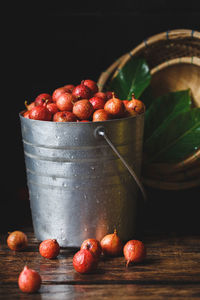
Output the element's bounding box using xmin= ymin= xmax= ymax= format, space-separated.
xmin=19 ymin=114 xmax=146 ymax=247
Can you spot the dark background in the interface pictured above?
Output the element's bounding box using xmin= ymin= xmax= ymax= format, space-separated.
xmin=2 ymin=1 xmax=200 ymax=234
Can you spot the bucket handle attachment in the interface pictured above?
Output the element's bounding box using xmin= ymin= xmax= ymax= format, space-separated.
xmin=95 ymin=126 xmax=147 ymax=203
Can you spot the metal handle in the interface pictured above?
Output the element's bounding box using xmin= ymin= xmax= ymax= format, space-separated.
xmin=95 ymin=126 xmax=147 ymax=203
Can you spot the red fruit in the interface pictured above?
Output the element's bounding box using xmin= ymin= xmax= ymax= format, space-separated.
xmin=29 ymin=106 xmax=52 ymax=121
xmin=53 ymin=111 xmax=77 ymax=122
xmin=56 ymin=92 xmax=76 ymax=111
xmin=72 ymin=83 xmax=91 ymax=100
xmin=35 ymin=93 xmax=52 ymax=106
xmin=93 ymin=92 xmax=107 ymax=102
xmin=23 ymin=110 xmax=30 ymax=119
xmin=73 ymin=249 xmax=98 ymax=273
xmin=46 ymin=102 xmax=59 ymax=114
xmin=77 ymin=120 xmax=90 ymax=122
xmin=7 ymin=231 xmax=28 ymax=251
xmin=81 ymin=238 xmax=102 ymax=260
xmin=39 ymin=239 xmax=60 ymax=259
xmin=52 ymin=87 xmax=69 ymax=102
xmin=89 ymin=96 xmax=105 ymax=110
xmin=63 ymin=84 xmax=75 ymax=93
xmin=125 ymin=95 xmax=145 ymax=116
xmin=18 ymin=265 xmax=41 ymax=293
xmin=106 ymin=91 xmax=117 ymax=101
xmin=82 ymin=79 xmax=98 ymax=95
xmin=123 ymin=100 xmax=129 ymax=106
xmin=92 ymin=109 xmax=110 ymax=122
xmin=73 ymin=99 xmax=94 ymax=120
xmin=25 ymin=101 xmax=35 ymax=111
xmin=123 ymin=240 xmax=146 ymax=267
xmin=100 ymin=230 xmax=123 ymax=257
xmin=104 ymin=94 xmax=125 ymax=117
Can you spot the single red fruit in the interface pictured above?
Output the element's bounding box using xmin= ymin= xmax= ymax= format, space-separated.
xmin=93 ymin=92 xmax=107 ymax=102
xmin=89 ymin=96 xmax=105 ymax=110
xmin=39 ymin=239 xmax=60 ymax=259
xmin=123 ymin=240 xmax=146 ymax=267
xmin=100 ymin=229 xmax=123 ymax=257
xmin=46 ymin=102 xmax=59 ymax=114
xmin=92 ymin=109 xmax=110 ymax=122
xmin=35 ymin=93 xmax=52 ymax=106
xmin=29 ymin=106 xmax=52 ymax=121
xmin=72 ymin=84 xmax=91 ymax=100
xmin=53 ymin=111 xmax=77 ymax=122
xmin=106 ymin=91 xmax=117 ymax=101
xmin=63 ymin=84 xmax=75 ymax=93
xmin=125 ymin=95 xmax=145 ymax=116
xmin=82 ymin=79 xmax=98 ymax=95
xmin=52 ymin=87 xmax=70 ymax=102
xmin=81 ymin=238 xmax=102 ymax=260
xmin=73 ymin=99 xmax=94 ymax=120
xmin=7 ymin=231 xmax=28 ymax=251
xmin=56 ymin=92 xmax=76 ymax=111
xmin=73 ymin=249 xmax=98 ymax=273
xmin=18 ymin=265 xmax=41 ymax=293
xmin=104 ymin=94 xmax=125 ymax=117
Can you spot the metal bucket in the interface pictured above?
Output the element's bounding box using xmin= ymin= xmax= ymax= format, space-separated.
xmin=19 ymin=114 xmax=145 ymax=247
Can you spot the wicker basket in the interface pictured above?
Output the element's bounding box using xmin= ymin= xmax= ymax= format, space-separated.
xmin=97 ymin=29 xmax=200 ymax=190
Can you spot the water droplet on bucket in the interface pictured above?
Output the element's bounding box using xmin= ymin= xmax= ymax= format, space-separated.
xmin=91 ymin=166 xmax=95 ymax=171
xmin=84 ymin=228 xmax=88 ymax=232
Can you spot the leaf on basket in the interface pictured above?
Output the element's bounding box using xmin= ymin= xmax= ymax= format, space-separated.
xmin=144 ymin=108 xmax=200 ymax=163
xmin=144 ymin=89 xmax=192 ymax=142
xmin=107 ymin=57 xmax=151 ymax=100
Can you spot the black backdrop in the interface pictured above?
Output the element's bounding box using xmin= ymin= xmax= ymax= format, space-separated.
xmin=2 ymin=1 xmax=200 ymax=234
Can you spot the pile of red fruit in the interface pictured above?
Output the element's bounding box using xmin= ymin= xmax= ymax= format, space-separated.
xmin=22 ymin=79 xmax=145 ymax=122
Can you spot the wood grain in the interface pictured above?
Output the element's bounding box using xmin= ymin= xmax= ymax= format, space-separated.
xmin=0 ymin=229 xmax=200 ymax=299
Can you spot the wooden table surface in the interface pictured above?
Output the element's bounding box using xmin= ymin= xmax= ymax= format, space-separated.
xmin=0 ymin=228 xmax=200 ymax=299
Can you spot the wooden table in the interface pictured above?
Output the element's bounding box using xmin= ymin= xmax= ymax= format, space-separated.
xmin=1 ymin=228 xmax=200 ymax=299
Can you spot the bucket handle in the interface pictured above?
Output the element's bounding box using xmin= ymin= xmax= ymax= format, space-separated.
xmin=95 ymin=126 xmax=147 ymax=203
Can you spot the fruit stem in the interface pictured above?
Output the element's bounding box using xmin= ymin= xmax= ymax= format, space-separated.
xmin=114 ymin=228 xmax=117 ymax=235
xmin=132 ymin=93 xmax=135 ymax=99
xmin=126 ymin=260 xmax=130 ymax=268
xmin=24 ymin=100 xmax=29 ymax=109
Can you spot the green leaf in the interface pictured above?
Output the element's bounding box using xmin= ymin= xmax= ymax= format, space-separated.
xmin=107 ymin=57 xmax=151 ymax=100
xmin=145 ymin=108 xmax=200 ymax=163
xmin=144 ymin=90 xmax=192 ymax=142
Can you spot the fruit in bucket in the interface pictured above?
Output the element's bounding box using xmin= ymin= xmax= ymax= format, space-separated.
xmin=53 ymin=111 xmax=77 ymax=122
xmin=73 ymin=99 xmax=94 ymax=120
xmin=72 ymin=83 xmax=91 ymax=100
xmin=56 ymin=92 xmax=76 ymax=111
xmin=82 ymin=79 xmax=98 ymax=94
xmin=93 ymin=109 xmax=110 ymax=121
xmin=104 ymin=93 xmax=125 ymax=117
xmin=29 ymin=105 xmax=52 ymax=121
xmin=124 ymin=94 xmax=145 ymax=116
xmin=35 ymin=93 xmax=52 ymax=106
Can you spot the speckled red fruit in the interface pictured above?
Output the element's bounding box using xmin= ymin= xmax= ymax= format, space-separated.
xmin=53 ymin=111 xmax=77 ymax=122
xmin=89 ymin=96 xmax=105 ymax=110
xmin=92 ymin=109 xmax=110 ymax=122
xmin=63 ymin=84 xmax=75 ymax=93
xmin=72 ymin=84 xmax=91 ymax=100
xmin=93 ymin=92 xmax=107 ymax=102
xmin=56 ymin=92 xmax=75 ymax=111
xmin=104 ymin=96 xmax=125 ymax=117
xmin=73 ymin=249 xmax=98 ymax=273
xmin=81 ymin=238 xmax=102 ymax=260
xmin=52 ymin=87 xmax=70 ymax=102
xmin=73 ymin=99 xmax=94 ymax=120
xmin=7 ymin=231 xmax=28 ymax=251
xmin=39 ymin=239 xmax=60 ymax=259
xmin=29 ymin=106 xmax=52 ymax=121
xmin=100 ymin=230 xmax=123 ymax=257
xmin=82 ymin=79 xmax=98 ymax=95
xmin=46 ymin=102 xmax=59 ymax=114
xmin=18 ymin=266 xmax=41 ymax=293
xmin=123 ymin=240 xmax=146 ymax=267
xmin=35 ymin=93 xmax=52 ymax=106
xmin=125 ymin=98 xmax=145 ymax=116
